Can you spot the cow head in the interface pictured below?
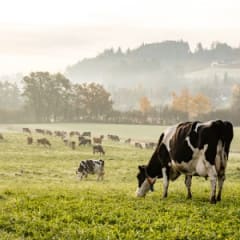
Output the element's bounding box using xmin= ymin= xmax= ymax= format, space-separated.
xmin=136 ymin=165 xmax=156 ymax=197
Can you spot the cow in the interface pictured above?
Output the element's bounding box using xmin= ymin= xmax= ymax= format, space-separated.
xmin=35 ymin=129 xmax=45 ymax=134
xmin=135 ymin=142 xmax=143 ymax=149
xmin=37 ymin=138 xmax=51 ymax=147
xmin=79 ymin=138 xmax=91 ymax=146
xmin=108 ymin=134 xmax=120 ymax=142
xmin=76 ymin=159 xmax=104 ymax=180
xmin=45 ymin=130 xmax=53 ymax=136
xmin=93 ymin=145 xmax=105 ymax=155
xmin=136 ymin=120 xmax=233 ymax=204
xmin=22 ymin=128 xmax=31 ymax=134
xmin=0 ymin=133 xmax=3 ymax=140
xmin=125 ymin=138 xmax=131 ymax=144
xmin=82 ymin=131 xmax=91 ymax=137
xmin=145 ymin=142 xmax=157 ymax=149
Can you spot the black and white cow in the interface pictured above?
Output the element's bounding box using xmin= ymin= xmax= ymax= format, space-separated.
xmin=76 ymin=159 xmax=105 ymax=180
xmin=136 ymin=120 xmax=233 ymax=203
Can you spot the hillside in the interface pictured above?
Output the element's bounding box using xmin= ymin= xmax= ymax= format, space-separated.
xmin=66 ymin=41 xmax=240 ymax=110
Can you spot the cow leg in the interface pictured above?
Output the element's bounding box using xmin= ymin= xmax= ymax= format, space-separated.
xmin=208 ymin=165 xmax=217 ymax=204
xmin=162 ymin=167 xmax=169 ymax=198
xmin=184 ymin=175 xmax=192 ymax=199
xmin=216 ymin=174 xmax=225 ymax=201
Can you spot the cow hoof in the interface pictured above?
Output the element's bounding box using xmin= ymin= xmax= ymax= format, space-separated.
xmin=216 ymin=196 xmax=221 ymax=202
xmin=210 ymin=198 xmax=217 ymax=204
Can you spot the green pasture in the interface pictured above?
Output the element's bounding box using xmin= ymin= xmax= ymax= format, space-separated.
xmin=0 ymin=123 xmax=240 ymax=239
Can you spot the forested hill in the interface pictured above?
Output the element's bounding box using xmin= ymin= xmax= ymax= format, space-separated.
xmin=65 ymin=40 xmax=240 ymax=88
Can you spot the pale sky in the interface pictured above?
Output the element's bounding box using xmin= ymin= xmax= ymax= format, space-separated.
xmin=1 ymin=0 xmax=240 ymax=76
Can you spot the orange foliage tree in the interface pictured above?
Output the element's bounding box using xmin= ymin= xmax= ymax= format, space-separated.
xmin=171 ymin=88 xmax=212 ymax=118
xmin=139 ymin=96 xmax=151 ymax=113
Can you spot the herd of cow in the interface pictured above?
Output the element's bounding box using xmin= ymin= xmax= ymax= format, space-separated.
xmin=76 ymin=120 xmax=235 ymax=204
xmin=1 ymin=119 xmax=235 ymax=203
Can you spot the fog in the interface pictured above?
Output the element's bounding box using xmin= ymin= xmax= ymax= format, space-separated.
xmin=1 ymin=0 xmax=240 ymax=124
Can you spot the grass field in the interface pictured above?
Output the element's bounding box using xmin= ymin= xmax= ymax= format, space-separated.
xmin=0 ymin=123 xmax=240 ymax=239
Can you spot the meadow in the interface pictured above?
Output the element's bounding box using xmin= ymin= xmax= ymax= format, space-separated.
xmin=0 ymin=123 xmax=240 ymax=240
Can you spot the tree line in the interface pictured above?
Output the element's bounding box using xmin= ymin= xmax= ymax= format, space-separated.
xmin=0 ymin=71 xmax=240 ymax=125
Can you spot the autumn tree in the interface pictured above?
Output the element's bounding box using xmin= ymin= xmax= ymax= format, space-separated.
xmin=171 ymin=88 xmax=212 ymax=119
xmin=171 ymin=88 xmax=191 ymax=114
xmin=139 ymin=96 xmax=151 ymax=113
xmin=191 ymin=93 xmax=212 ymax=117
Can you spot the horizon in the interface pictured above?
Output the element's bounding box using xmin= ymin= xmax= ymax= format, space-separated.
xmin=1 ymin=0 xmax=240 ymax=76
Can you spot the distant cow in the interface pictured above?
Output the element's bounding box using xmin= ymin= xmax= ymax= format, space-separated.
xmin=22 ymin=128 xmax=31 ymax=134
xmin=37 ymin=138 xmax=51 ymax=147
xmin=27 ymin=136 xmax=33 ymax=145
xmin=35 ymin=129 xmax=45 ymax=134
xmin=55 ymin=130 xmax=67 ymax=138
xmin=45 ymin=130 xmax=53 ymax=136
xmin=82 ymin=131 xmax=91 ymax=137
xmin=145 ymin=142 xmax=157 ymax=149
xmin=125 ymin=138 xmax=131 ymax=144
xmin=135 ymin=142 xmax=143 ymax=149
xmin=76 ymin=159 xmax=105 ymax=180
xmin=93 ymin=145 xmax=105 ymax=155
xmin=69 ymin=131 xmax=80 ymax=137
xmin=108 ymin=134 xmax=120 ymax=142
xmin=0 ymin=133 xmax=4 ymax=140
xmin=136 ymin=120 xmax=233 ymax=204
xmin=79 ymin=138 xmax=91 ymax=146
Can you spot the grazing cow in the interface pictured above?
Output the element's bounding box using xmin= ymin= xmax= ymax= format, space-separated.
xmin=82 ymin=131 xmax=91 ymax=137
xmin=45 ymin=130 xmax=52 ymax=136
xmin=69 ymin=131 xmax=75 ymax=137
xmin=93 ymin=145 xmax=105 ymax=155
xmin=79 ymin=138 xmax=91 ymax=146
xmin=22 ymin=128 xmax=31 ymax=134
xmin=135 ymin=142 xmax=143 ymax=149
xmin=107 ymin=134 xmax=120 ymax=142
xmin=145 ymin=142 xmax=157 ymax=149
xmin=27 ymin=136 xmax=33 ymax=145
xmin=37 ymin=138 xmax=51 ymax=147
xmin=0 ymin=133 xmax=3 ymax=140
xmin=136 ymin=120 xmax=233 ymax=204
xmin=76 ymin=159 xmax=104 ymax=180
xmin=36 ymin=129 xmax=45 ymax=134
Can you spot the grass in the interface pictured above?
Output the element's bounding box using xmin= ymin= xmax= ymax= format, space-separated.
xmin=0 ymin=124 xmax=240 ymax=239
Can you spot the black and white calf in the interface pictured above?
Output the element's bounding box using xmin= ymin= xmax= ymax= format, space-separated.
xmin=76 ymin=159 xmax=105 ymax=180
xmin=136 ymin=120 xmax=233 ymax=203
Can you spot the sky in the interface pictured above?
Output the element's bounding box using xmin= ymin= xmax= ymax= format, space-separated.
xmin=1 ymin=0 xmax=240 ymax=76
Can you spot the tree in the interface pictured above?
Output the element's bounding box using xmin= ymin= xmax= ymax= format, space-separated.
xmin=0 ymin=81 xmax=22 ymax=110
xmin=191 ymin=93 xmax=212 ymax=117
xmin=22 ymin=72 xmax=71 ymax=122
xmin=72 ymin=83 xmax=113 ymax=120
xmin=172 ymin=88 xmax=191 ymax=114
xmin=139 ymin=96 xmax=151 ymax=113
xmin=171 ymin=88 xmax=212 ymax=119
